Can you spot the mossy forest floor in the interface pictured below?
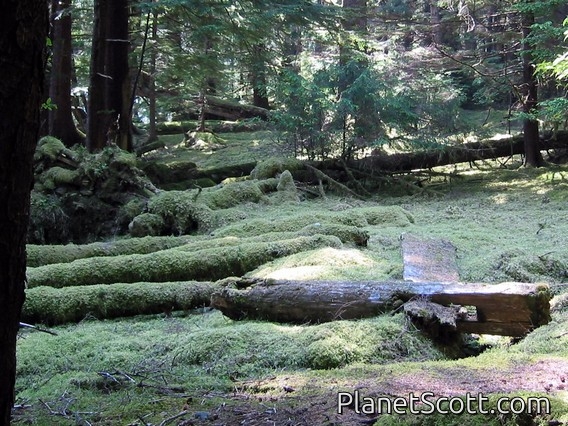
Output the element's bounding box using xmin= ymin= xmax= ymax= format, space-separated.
xmin=15 ymin=126 xmax=568 ymax=425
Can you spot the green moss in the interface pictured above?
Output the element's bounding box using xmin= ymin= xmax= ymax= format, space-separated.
xmin=27 ymin=235 xmax=201 ymax=267
xmin=26 ymin=235 xmax=342 ymax=288
xmin=251 ymin=157 xmax=304 ymax=179
xmin=27 ymin=192 xmax=69 ymax=244
xmin=37 ymin=166 xmax=80 ymax=190
xmin=128 ymin=213 xmax=165 ymax=237
xmin=34 ymin=136 xmax=66 ymax=161
xmin=147 ymin=190 xmax=214 ymax=234
xmin=171 ymin=313 xmax=441 ymax=376
xmin=199 ymin=180 xmax=268 ymax=209
xmin=22 ymin=281 xmax=216 ymax=325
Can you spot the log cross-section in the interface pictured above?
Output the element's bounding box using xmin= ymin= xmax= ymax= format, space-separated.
xmin=210 ymin=279 xmax=551 ymax=337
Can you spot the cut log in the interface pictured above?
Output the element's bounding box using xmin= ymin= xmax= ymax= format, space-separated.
xmin=211 ymin=279 xmax=551 ymax=336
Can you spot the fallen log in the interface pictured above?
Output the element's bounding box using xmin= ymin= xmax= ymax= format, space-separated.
xmin=211 ymin=279 xmax=551 ymax=336
xmin=27 ymin=235 xmax=342 ymax=288
xmin=23 ymin=281 xmax=217 ymax=325
xmin=349 ymin=131 xmax=568 ymax=173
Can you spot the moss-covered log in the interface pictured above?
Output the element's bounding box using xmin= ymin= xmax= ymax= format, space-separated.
xmin=27 ymin=235 xmax=342 ymax=288
xmin=22 ymin=281 xmax=216 ymax=325
xmin=27 ymin=235 xmax=200 ymax=267
xmin=345 ymin=131 xmax=568 ymax=173
xmin=211 ymin=279 xmax=552 ymax=336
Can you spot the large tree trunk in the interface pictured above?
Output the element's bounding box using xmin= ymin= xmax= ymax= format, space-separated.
xmin=521 ymin=5 xmax=544 ymax=167
xmin=0 ymin=2 xmax=48 ymax=424
xmin=211 ymin=279 xmax=551 ymax=337
xmin=250 ymin=44 xmax=270 ymax=110
xmin=48 ymin=0 xmax=85 ymax=147
xmin=87 ymin=0 xmax=132 ymax=152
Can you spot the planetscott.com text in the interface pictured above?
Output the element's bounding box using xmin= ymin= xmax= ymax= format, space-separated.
xmin=337 ymin=391 xmax=550 ymax=416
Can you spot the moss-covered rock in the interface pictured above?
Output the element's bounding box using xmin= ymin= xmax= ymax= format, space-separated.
xmin=22 ymin=281 xmax=217 ymax=325
xmin=272 ymin=169 xmax=300 ymax=203
xmin=147 ymin=190 xmax=214 ymax=234
xmin=27 ymin=235 xmax=342 ymax=288
xmin=37 ymin=167 xmax=80 ymax=190
xmin=251 ymin=158 xmax=304 ymax=180
xmin=199 ymin=180 xmax=268 ymax=209
xmin=34 ymin=136 xmax=67 ymax=162
xmin=128 ymin=213 xmax=166 ymax=237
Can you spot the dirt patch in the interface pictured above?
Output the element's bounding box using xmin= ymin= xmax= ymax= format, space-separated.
xmin=180 ymin=357 xmax=568 ymax=425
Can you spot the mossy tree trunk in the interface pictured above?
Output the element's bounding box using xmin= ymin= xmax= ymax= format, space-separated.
xmin=0 ymin=2 xmax=48 ymax=423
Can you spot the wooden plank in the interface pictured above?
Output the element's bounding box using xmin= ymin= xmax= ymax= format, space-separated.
xmin=402 ymin=233 xmax=460 ymax=283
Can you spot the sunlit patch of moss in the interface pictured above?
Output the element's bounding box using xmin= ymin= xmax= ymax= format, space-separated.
xmin=27 ymin=235 xmax=342 ymax=288
xmin=170 ymin=312 xmax=442 ymax=376
xmin=249 ymin=247 xmax=398 ymax=281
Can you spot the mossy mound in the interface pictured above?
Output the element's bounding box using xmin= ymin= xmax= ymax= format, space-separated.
xmin=496 ymin=249 xmax=568 ymax=283
xmin=27 ymin=235 xmax=342 ymax=288
xmin=199 ymin=180 xmax=268 ymax=209
xmin=128 ymin=213 xmax=166 ymax=237
xmin=146 ymin=190 xmax=214 ymax=235
xmin=34 ymin=136 xmax=72 ymax=164
xmin=37 ymin=167 xmax=80 ymax=191
xmin=31 ymin=141 xmax=159 ymax=243
xmin=213 ymin=205 xmax=412 ymax=238
xmin=251 ymin=157 xmax=304 ymax=179
xmin=171 ymin=313 xmax=441 ymax=376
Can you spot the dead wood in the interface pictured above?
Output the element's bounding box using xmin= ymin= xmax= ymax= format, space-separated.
xmin=210 ymin=279 xmax=551 ymax=336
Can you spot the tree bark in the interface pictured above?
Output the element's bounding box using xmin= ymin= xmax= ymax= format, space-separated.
xmin=87 ymin=0 xmax=132 ymax=152
xmin=48 ymin=0 xmax=85 ymax=147
xmin=521 ymin=5 xmax=544 ymax=167
xmin=0 ymin=2 xmax=48 ymax=424
xmin=211 ymin=279 xmax=551 ymax=337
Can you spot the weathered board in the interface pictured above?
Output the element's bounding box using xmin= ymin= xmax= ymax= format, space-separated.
xmin=401 ymin=233 xmax=460 ymax=283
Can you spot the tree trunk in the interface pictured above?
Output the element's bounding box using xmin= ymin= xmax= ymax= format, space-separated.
xmin=211 ymin=279 xmax=551 ymax=337
xmin=87 ymin=0 xmax=132 ymax=152
xmin=0 ymin=2 xmax=48 ymax=424
xmin=521 ymin=5 xmax=544 ymax=167
xmin=48 ymin=0 xmax=85 ymax=147
xmin=250 ymin=44 xmax=270 ymax=109
xmin=147 ymin=11 xmax=158 ymax=143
